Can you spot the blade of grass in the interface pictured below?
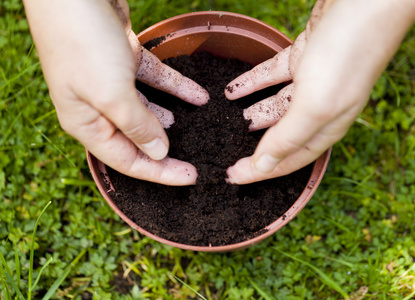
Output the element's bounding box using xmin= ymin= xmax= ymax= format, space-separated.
xmin=22 ymin=43 xmax=36 ymax=67
xmin=251 ymin=281 xmax=275 ymax=300
xmin=0 ymin=261 xmax=12 ymax=300
xmin=384 ymin=72 xmax=401 ymax=107
xmin=61 ymin=178 xmax=97 ymax=187
xmin=394 ymin=124 xmax=400 ymax=156
xmin=15 ymin=243 xmax=21 ymax=288
xmin=113 ymin=228 xmax=132 ymax=236
xmin=30 ymin=257 xmax=53 ymax=292
xmin=323 ymin=216 xmax=351 ymax=233
xmin=402 ymin=290 xmax=415 ymax=300
xmin=0 ymin=62 xmax=40 ymax=91
xmin=1 ymin=76 xmax=42 ymax=105
xmin=319 ymin=255 xmax=355 ymax=269
xmin=0 ymin=250 xmax=12 ymax=276
xmin=355 ymin=117 xmax=374 ymax=129
xmin=25 ymin=116 xmax=76 ymax=168
xmin=173 ymin=275 xmax=207 ymax=300
xmin=5 ymin=273 xmax=25 ymax=300
xmin=0 ymin=264 xmax=25 ymax=300
xmin=123 ymin=260 xmax=142 ymax=277
xmin=28 ymin=201 xmax=52 ymax=300
xmin=41 ymin=248 xmax=87 ymax=300
xmin=326 ymin=177 xmax=389 ymax=197
xmin=274 ymin=248 xmax=348 ymax=299
xmin=0 ymin=111 xmax=22 ymax=147
xmin=32 ymin=108 xmax=56 ymax=124
xmin=337 ymin=141 xmax=353 ymax=161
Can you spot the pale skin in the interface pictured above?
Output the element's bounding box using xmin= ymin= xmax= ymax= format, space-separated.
xmin=23 ymin=0 xmax=209 ymax=186
xmin=24 ymin=0 xmax=415 ymax=186
xmin=226 ymin=0 xmax=415 ymax=184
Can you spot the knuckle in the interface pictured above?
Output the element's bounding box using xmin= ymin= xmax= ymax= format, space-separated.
xmin=90 ymin=90 xmax=119 ymax=111
xmin=311 ymin=106 xmax=334 ymax=121
xmin=303 ymin=98 xmax=336 ymax=121
xmin=275 ymin=137 xmax=303 ymax=154
xmin=122 ymin=122 xmax=152 ymax=141
xmin=86 ymin=81 xmax=131 ymax=110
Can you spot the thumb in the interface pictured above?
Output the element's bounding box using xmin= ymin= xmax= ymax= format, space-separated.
xmin=94 ymin=84 xmax=169 ymax=161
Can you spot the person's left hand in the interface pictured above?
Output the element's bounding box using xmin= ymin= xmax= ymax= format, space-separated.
xmin=225 ymin=0 xmax=415 ymax=184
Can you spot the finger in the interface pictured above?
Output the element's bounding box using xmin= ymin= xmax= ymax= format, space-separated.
xmin=89 ymin=126 xmax=198 ymax=186
xmin=109 ymin=0 xmax=143 ymax=69
xmin=227 ymin=121 xmax=341 ymax=185
xmin=249 ymin=84 xmax=364 ymax=177
xmin=127 ymin=29 xmax=142 ymax=69
xmin=109 ymin=0 xmax=131 ymax=29
xmin=290 ymin=0 xmax=336 ymax=79
xmin=243 ymin=83 xmax=294 ymax=131
xmin=136 ymin=48 xmax=210 ymax=106
xmin=288 ymin=31 xmax=306 ymax=79
xmin=225 ymin=46 xmax=292 ymax=100
xmin=56 ymin=99 xmax=197 ymax=185
xmin=249 ymin=103 xmax=328 ymax=175
xmin=306 ymin=0 xmax=336 ymax=36
xmin=90 ymin=129 xmax=198 ymax=186
xmin=91 ymin=85 xmax=170 ymax=161
xmin=227 ymin=144 xmax=325 ymax=185
xmin=135 ymin=89 xmax=174 ymax=128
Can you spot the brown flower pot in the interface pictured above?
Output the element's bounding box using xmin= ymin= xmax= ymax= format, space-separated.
xmin=86 ymin=11 xmax=331 ymax=252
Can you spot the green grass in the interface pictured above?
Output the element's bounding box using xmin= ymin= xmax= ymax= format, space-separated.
xmin=1 ymin=0 xmax=415 ymax=299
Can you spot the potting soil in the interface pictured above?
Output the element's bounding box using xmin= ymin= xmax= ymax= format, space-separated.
xmin=106 ymin=52 xmax=313 ymax=246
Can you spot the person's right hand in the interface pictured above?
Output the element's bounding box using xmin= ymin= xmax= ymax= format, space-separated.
xmin=23 ymin=0 xmax=209 ymax=186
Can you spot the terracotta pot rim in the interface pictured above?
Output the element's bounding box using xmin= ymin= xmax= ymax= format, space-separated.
xmin=86 ymin=11 xmax=331 ymax=252
xmin=138 ymin=10 xmax=292 ymax=47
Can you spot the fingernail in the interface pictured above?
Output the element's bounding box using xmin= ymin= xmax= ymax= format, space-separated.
xmin=254 ymin=154 xmax=280 ymax=173
xmin=141 ymin=137 xmax=168 ymax=160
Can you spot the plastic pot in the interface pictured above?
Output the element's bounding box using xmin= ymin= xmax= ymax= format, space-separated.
xmin=86 ymin=11 xmax=331 ymax=252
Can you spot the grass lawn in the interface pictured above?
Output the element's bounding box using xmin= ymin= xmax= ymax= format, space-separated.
xmin=1 ymin=0 xmax=415 ymax=299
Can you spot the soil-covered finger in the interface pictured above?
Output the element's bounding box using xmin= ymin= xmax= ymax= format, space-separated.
xmin=95 ymin=87 xmax=170 ymax=161
xmin=244 ymin=83 xmax=294 ymax=131
xmin=136 ymin=48 xmax=209 ymax=106
xmin=126 ymin=154 xmax=198 ymax=186
xmin=227 ymin=144 xmax=322 ymax=185
xmin=135 ymin=89 xmax=174 ymax=128
xmin=225 ymin=46 xmax=292 ymax=100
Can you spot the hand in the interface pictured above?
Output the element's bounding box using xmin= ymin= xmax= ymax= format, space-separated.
xmin=23 ymin=0 xmax=209 ymax=186
xmin=226 ymin=0 xmax=415 ymax=184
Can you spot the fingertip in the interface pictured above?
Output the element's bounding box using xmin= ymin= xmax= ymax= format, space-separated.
xmin=225 ymin=74 xmax=251 ymax=100
xmin=139 ymin=137 xmax=169 ymax=161
xmin=146 ymin=102 xmax=175 ymax=129
xmin=224 ymin=83 xmax=239 ymax=100
xmin=196 ymin=88 xmax=210 ymax=106
xmin=181 ymin=166 xmax=198 ymax=185
xmin=225 ymin=75 xmax=256 ymax=100
xmin=226 ymin=157 xmax=255 ymax=185
xmin=159 ymin=160 xmax=198 ymax=186
xmin=178 ymin=77 xmax=210 ymax=106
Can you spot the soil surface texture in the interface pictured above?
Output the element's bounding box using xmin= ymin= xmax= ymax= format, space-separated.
xmin=106 ymin=52 xmax=313 ymax=246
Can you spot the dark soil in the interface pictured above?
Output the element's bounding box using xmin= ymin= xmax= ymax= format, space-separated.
xmin=106 ymin=52 xmax=313 ymax=246
xmin=142 ymin=33 xmax=173 ymax=50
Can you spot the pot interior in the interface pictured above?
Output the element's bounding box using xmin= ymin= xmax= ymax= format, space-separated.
xmin=139 ymin=11 xmax=292 ymax=66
